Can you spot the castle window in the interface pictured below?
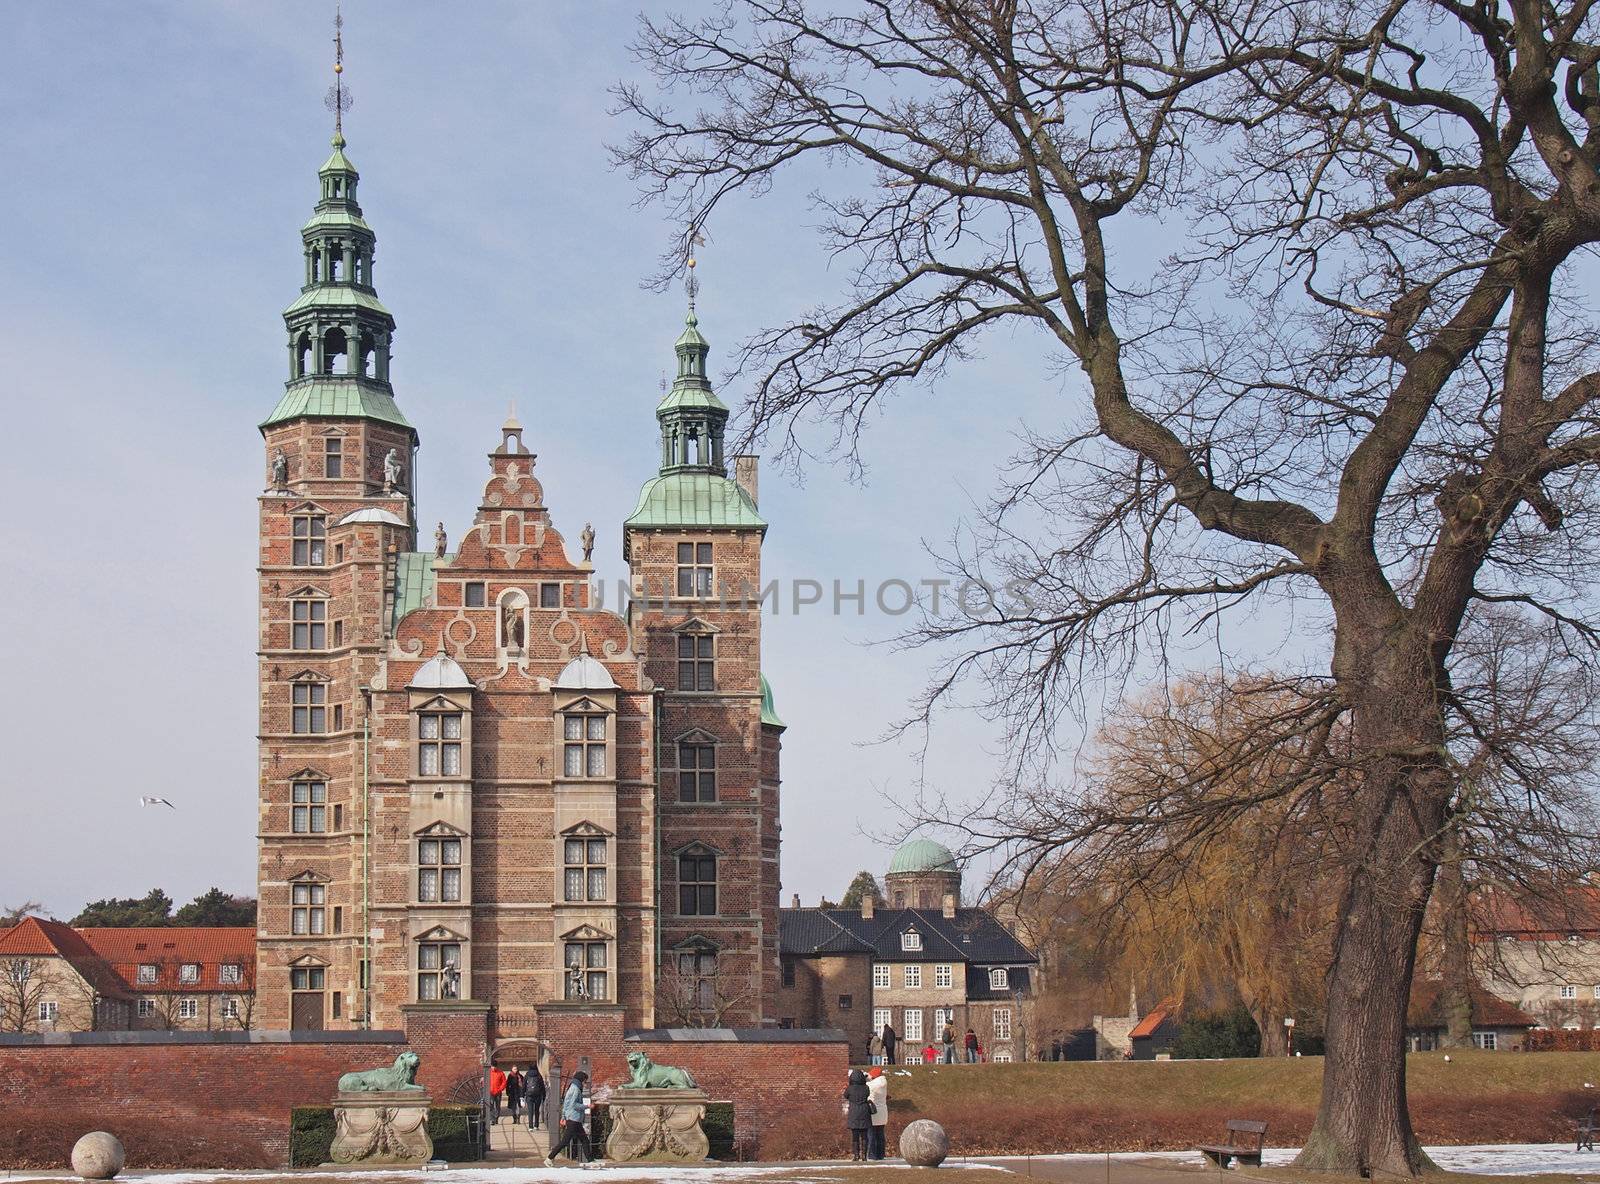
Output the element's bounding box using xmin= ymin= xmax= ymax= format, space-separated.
xmin=419 ymin=711 xmax=463 ymax=776
xmin=417 ymin=941 xmax=461 ymax=1000
xmin=678 ymin=742 xmax=716 ymax=803
xmin=678 ymin=850 xmax=718 ymax=916
xmin=678 ymin=949 xmax=718 ymax=1010
xmin=465 ymin=582 xmax=486 ymax=608
xmin=564 ymin=941 xmax=608 ymax=1001
xmin=540 ymin=583 xmax=561 ymax=608
xmin=324 ymin=437 xmax=343 ymax=478
xmin=563 ymin=713 xmax=607 ymax=778
xmin=291 ymin=883 xmax=326 ymax=935
xmin=564 ymin=837 xmax=607 ymax=903
xmin=677 ymin=634 xmax=715 ymax=691
xmin=419 ymin=837 xmax=462 ymax=902
xmin=291 ymin=598 xmax=327 ymax=650
xmin=782 ymin=958 xmax=797 ymax=988
xmin=676 ymin=542 xmax=713 ymax=597
xmin=290 ymin=966 xmax=324 ymax=990
xmin=990 ymin=968 xmax=1009 ymax=991
xmin=292 ymin=683 xmax=327 ymax=733
xmin=292 ymin=514 xmax=326 ymax=566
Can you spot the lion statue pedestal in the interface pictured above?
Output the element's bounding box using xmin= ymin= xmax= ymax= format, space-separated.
xmin=604 ymin=1052 xmax=709 ymax=1163
xmin=329 ymin=1051 xmax=434 ymax=1165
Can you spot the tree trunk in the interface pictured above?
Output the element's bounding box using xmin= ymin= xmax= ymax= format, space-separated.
xmin=1295 ymin=668 xmax=1450 ymax=1176
xmin=1257 ymin=1009 xmax=1290 ymax=1057
xmin=1435 ymin=833 xmax=1474 ymax=1049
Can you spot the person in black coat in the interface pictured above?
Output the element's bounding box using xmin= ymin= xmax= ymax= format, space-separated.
xmin=524 ymin=1064 xmax=548 ymax=1130
xmin=843 ymin=1068 xmax=872 ymax=1161
xmin=881 ymin=1022 xmax=899 ymax=1066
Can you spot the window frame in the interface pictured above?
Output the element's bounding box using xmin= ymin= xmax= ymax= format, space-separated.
xmin=678 ymin=849 xmax=718 ymax=916
xmin=137 ymin=997 xmax=155 ymax=1018
xmin=418 ymin=709 xmax=464 ymax=777
xmin=678 ymin=739 xmax=717 ymax=802
xmin=291 ymin=513 xmax=327 ymax=566
xmin=418 ymin=835 xmax=464 ymax=903
xmin=994 ymin=1006 xmax=1013 ymax=1040
xmin=37 ymin=1000 xmax=57 ymax=1023
xmin=675 ymin=541 xmax=714 ymax=598
xmin=677 ymin=947 xmax=719 ymax=1011
xmin=292 ymin=780 xmax=327 ymax=833
xmin=540 ymin=582 xmax=561 ymax=608
xmin=178 ymin=998 xmax=199 ymax=1020
xmin=901 ymin=931 xmax=922 ymax=952
xmin=291 ymin=881 xmax=327 ymax=936
xmin=873 ymin=964 xmax=891 ymax=989
xmin=291 ymin=596 xmax=328 ymax=650
xmin=137 ymin=963 xmax=157 ymax=985
xmin=179 ymin=963 xmax=200 ymax=984
xmin=417 ymin=940 xmax=462 ymax=1001
xmin=465 ymin=581 xmax=487 ymax=608
xmin=1561 ymin=984 xmax=1578 ymax=1000
xmin=291 ymin=681 xmax=327 ymax=734
xmin=564 ymin=940 xmax=610 ymax=1002
xmin=562 ymin=711 xmax=608 ymax=779
xmin=323 ymin=436 xmax=343 ymax=479
xmin=219 ymin=963 xmax=242 ymax=985
xmin=677 ymin=632 xmax=715 ymax=691
xmin=563 ymin=835 xmax=608 ymax=903
xmin=935 ymin=964 xmax=953 ymax=989
xmin=904 ymin=965 xmax=922 ymax=989
xmin=990 ymin=968 xmax=1009 ymax=991
xmin=903 ymin=1007 xmax=923 ymax=1042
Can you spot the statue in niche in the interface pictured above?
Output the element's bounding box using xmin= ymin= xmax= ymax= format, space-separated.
xmin=271 ymin=448 xmax=289 ymax=488
xmin=581 ymin=522 xmax=595 ymax=563
xmin=384 ymin=448 xmax=403 ymax=493
xmin=502 ymin=599 xmax=526 ymax=651
xmin=434 ymin=522 xmax=447 ymax=559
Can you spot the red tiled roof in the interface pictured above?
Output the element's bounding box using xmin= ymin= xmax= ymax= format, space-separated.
xmin=1471 ymin=886 xmax=1600 ymax=941
xmin=0 ymin=918 xmax=133 ymax=999
xmin=1407 ymin=980 xmax=1536 ymax=1030
xmin=78 ymin=927 xmax=255 ymax=993
xmin=1130 ymin=996 xmax=1179 ymax=1040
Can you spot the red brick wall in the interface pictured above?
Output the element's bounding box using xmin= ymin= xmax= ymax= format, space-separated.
xmin=0 ymin=1036 xmax=406 ymax=1169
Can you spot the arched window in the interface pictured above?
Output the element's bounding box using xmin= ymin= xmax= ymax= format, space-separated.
xmin=322 ymin=328 xmax=347 ymax=375
xmin=296 ymin=332 xmax=312 ymax=377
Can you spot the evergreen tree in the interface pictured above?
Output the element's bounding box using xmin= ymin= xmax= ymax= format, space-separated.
xmin=173 ymin=888 xmax=257 ymax=927
xmin=71 ymin=888 xmax=174 ymax=927
xmin=840 ymin=871 xmax=883 ymax=911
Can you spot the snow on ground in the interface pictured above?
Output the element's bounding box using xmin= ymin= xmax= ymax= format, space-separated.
xmin=0 ymin=1162 xmax=1004 ymax=1184
xmin=994 ymin=1144 xmax=1600 ymax=1176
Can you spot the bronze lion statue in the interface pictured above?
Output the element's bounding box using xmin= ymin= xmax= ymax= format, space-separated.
xmin=621 ymin=1050 xmax=697 ymax=1089
xmin=338 ymin=1050 xmax=425 ymax=1092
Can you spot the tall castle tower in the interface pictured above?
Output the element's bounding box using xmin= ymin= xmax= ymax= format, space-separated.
xmin=624 ymin=300 xmax=785 ymax=1024
xmin=255 ymin=45 xmax=785 ymax=1038
xmin=256 ymin=120 xmax=418 ymax=1029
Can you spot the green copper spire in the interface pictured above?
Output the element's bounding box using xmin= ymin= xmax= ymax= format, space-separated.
xmin=261 ymin=16 xmax=410 ymax=433
xmin=656 ymin=308 xmax=729 ymax=474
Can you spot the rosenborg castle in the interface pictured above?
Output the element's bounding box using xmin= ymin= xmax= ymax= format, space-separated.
xmin=254 ymin=127 xmax=784 ymax=1032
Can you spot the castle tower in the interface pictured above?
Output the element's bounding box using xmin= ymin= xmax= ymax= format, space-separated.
xmin=256 ymin=114 xmax=419 ymax=1029
xmin=624 ymin=303 xmax=784 ymax=1026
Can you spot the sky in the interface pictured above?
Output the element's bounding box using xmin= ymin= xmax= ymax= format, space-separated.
xmin=0 ymin=1 xmax=1214 ymax=919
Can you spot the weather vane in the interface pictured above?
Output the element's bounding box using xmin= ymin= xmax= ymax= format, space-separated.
xmin=324 ymin=5 xmax=353 ymax=139
xmin=685 ymin=224 xmax=708 ymax=309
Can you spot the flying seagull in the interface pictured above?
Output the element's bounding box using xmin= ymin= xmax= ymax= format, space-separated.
xmin=139 ymin=796 xmax=176 ymax=809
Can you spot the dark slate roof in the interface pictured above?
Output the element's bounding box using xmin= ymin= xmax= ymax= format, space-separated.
xmin=965 ymin=964 xmax=1033 ymax=1000
xmin=779 ymin=906 xmax=1036 ymax=965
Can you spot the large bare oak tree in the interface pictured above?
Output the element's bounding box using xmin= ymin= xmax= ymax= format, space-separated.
xmin=616 ymin=0 xmax=1600 ymax=1173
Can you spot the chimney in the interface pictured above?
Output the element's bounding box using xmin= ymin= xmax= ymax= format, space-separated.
xmin=733 ymin=455 xmax=759 ymax=506
xmin=791 ymin=893 xmax=801 ymax=909
xmin=942 ymin=893 xmax=957 ymax=919
xmin=862 ymin=895 xmax=875 ymax=920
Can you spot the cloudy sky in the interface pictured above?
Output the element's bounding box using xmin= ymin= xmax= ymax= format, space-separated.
xmin=0 ymin=2 xmax=1222 ymax=918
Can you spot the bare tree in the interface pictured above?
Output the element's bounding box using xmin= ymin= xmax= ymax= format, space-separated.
xmin=0 ymin=958 xmax=47 ymax=1034
xmin=616 ymin=1 xmax=1600 ymax=1173
xmin=657 ymin=955 xmax=761 ymax=1027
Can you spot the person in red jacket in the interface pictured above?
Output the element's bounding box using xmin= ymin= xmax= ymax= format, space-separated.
xmin=489 ymin=1065 xmax=507 ymax=1122
xmin=921 ymin=1044 xmax=939 ymax=1064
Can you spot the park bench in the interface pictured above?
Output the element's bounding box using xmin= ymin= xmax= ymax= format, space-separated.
xmin=1195 ymin=1119 xmax=1269 ymax=1169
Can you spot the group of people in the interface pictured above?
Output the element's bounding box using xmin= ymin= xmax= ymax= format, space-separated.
xmin=841 ymin=1066 xmax=890 ymax=1160
xmin=487 ymin=1063 xmax=548 ymax=1126
xmin=488 ymin=1061 xmax=594 ymax=1167
xmin=870 ymin=1021 xmax=986 ymax=1065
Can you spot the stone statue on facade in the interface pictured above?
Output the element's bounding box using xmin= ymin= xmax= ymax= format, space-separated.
xmin=503 ymin=601 xmax=526 ymax=651
xmin=581 ymin=522 xmax=595 ymax=563
xmin=383 ymin=448 xmax=403 ymax=493
xmin=434 ymin=522 xmax=447 ymax=559
xmin=271 ymin=448 xmax=289 ymax=488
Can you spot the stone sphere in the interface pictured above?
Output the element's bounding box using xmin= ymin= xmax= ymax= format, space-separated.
xmin=71 ymin=1132 xmax=124 ymax=1180
xmin=899 ymin=1119 xmax=949 ymax=1167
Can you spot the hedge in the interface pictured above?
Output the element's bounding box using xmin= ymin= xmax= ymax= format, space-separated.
xmin=289 ymin=1103 xmax=485 ymax=1166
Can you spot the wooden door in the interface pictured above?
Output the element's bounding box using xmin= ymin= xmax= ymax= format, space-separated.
xmin=291 ymin=991 xmax=325 ymax=1030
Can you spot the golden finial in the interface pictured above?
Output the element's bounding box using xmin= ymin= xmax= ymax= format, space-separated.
xmin=686 ymin=224 xmax=708 ymax=310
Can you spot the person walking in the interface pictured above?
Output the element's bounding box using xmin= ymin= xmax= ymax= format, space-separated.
xmin=525 ymin=1063 xmax=547 ymax=1131
xmin=881 ymin=1021 xmax=899 ymax=1067
xmin=868 ymin=1033 xmax=884 ymax=1066
xmin=866 ymin=1067 xmax=889 ymax=1160
xmin=964 ymin=1028 xmax=978 ymax=1064
xmin=545 ymin=1070 xmax=592 ymax=1166
xmin=843 ymin=1068 xmax=872 ymax=1161
xmin=942 ymin=1021 xmax=956 ymax=1065
xmin=488 ymin=1065 xmax=507 ymax=1123
xmin=506 ymin=1065 xmax=524 ymax=1123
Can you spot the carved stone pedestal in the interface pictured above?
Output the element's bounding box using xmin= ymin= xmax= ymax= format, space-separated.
xmin=604 ymin=1088 xmax=710 ymax=1162
xmin=329 ymin=1091 xmax=434 ymax=1165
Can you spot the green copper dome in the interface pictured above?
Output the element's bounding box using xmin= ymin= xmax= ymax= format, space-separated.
xmin=760 ymin=674 xmax=785 ymax=729
xmin=888 ymin=838 xmax=959 ymax=876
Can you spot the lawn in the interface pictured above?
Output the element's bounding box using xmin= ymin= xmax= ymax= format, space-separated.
xmin=756 ymin=1053 xmax=1600 ymax=1158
